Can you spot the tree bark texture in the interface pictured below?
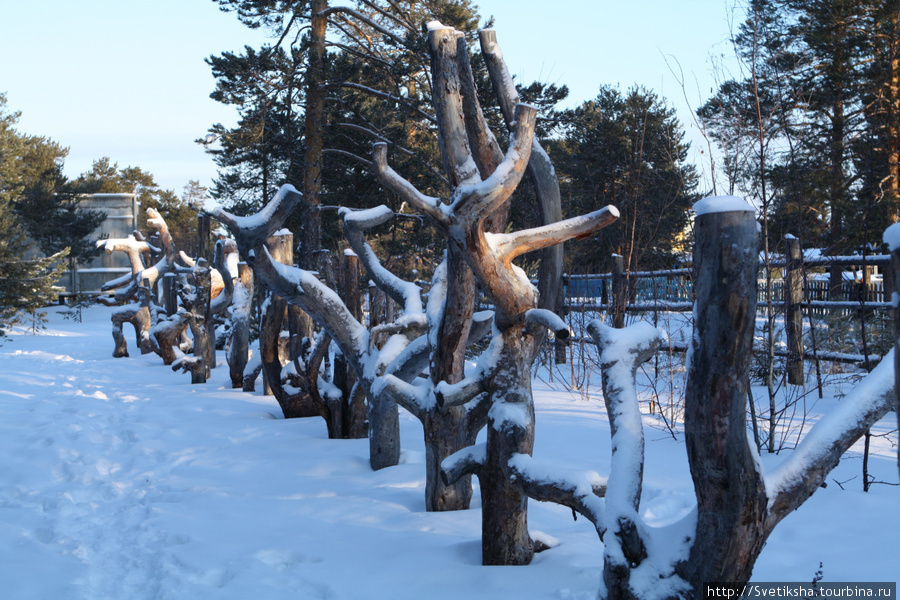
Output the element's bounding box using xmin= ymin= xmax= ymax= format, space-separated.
xmin=299 ymin=0 xmax=326 ymax=271
xmin=228 ymin=263 xmax=254 ymax=388
xmin=680 ymin=207 xmax=767 ymax=591
xmin=187 ymin=261 xmax=211 ymax=384
xmin=480 ymin=327 xmax=535 ymax=566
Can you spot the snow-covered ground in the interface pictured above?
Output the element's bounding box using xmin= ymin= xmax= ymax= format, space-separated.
xmin=1 ymin=305 xmax=897 ymax=599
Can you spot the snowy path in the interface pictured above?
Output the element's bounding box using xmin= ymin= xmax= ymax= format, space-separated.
xmin=0 ymin=306 xmax=897 ymax=599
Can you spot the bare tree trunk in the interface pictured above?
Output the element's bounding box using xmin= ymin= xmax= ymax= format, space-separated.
xmin=785 ymin=236 xmax=805 ymax=385
xmin=679 ymin=204 xmax=768 ymax=590
xmin=299 ymin=0 xmax=326 ymax=271
xmin=187 ymin=261 xmax=211 ymax=385
xmin=152 ymin=305 xmax=190 ymax=366
xmin=228 ymin=263 xmax=254 ymax=388
xmin=480 ymin=327 xmax=535 ymax=566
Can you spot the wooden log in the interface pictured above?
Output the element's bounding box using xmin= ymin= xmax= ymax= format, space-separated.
xmin=163 ymin=272 xmax=177 ymax=317
xmin=785 ymin=236 xmax=805 ymax=385
xmin=197 ymin=213 xmax=211 ymax=262
xmin=680 ymin=200 xmax=767 ymax=591
xmin=611 ymin=254 xmax=626 ymax=329
xmin=187 ymin=260 xmax=211 ymax=384
xmin=229 ymin=263 xmax=254 ymax=389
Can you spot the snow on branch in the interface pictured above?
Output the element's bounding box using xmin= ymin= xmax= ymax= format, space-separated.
xmin=491 ymin=206 xmax=620 ymax=264
xmin=435 ymin=375 xmax=486 ymax=408
xmin=249 ymin=245 xmax=368 ymax=364
xmin=96 ymin=235 xmax=150 ymax=276
xmin=508 ymin=453 xmax=607 ymax=533
xmin=340 ymin=205 xmax=424 ymax=319
xmin=374 ymin=373 xmax=431 ymax=419
xmin=211 ymin=184 xmax=303 ymax=258
xmin=588 ymin=322 xmax=662 ymax=506
xmin=588 ymin=321 xmax=663 ymax=575
xmin=523 ymin=308 xmax=569 ymax=341
xmin=766 ymin=348 xmax=895 ymax=523
xmin=441 ymin=443 xmax=486 ymax=485
xmin=135 ymin=208 xmax=176 ymax=291
xmin=449 ymin=103 xmax=537 ymax=221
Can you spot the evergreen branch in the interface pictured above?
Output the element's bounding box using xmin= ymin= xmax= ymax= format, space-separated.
xmin=326 ymin=82 xmax=436 ymax=124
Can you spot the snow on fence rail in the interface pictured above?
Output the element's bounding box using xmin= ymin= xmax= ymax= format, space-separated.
xmin=557 ymin=250 xmax=894 ymax=369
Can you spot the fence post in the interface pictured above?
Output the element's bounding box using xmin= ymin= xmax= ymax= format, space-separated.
xmin=163 ymin=272 xmax=177 ymax=317
xmin=682 ymin=197 xmax=762 ymax=588
xmin=886 ymin=223 xmax=900 ymax=479
xmin=335 ymin=250 xmax=366 ymax=438
xmin=555 ymin=274 xmax=568 ymax=364
xmin=785 ymin=236 xmax=805 ymax=385
xmin=197 ymin=213 xmax=211 ymax=261
xmin=612 ymin=254 xmax=626 ymax=328
xmin=189 ymin=262 xmax=210 ymax=384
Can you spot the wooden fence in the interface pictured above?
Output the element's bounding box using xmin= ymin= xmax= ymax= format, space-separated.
xmin=558 ymin=249 xmax=894 ymax=376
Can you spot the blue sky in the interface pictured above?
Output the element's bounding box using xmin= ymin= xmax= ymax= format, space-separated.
xmin=0 ymin=0 xmax=740 ymax=196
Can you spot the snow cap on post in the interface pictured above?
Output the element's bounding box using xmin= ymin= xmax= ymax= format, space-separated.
xmin=882 ymin=222 xmax=900 ymax=251
xmin=693 ymin=195 xmax=753 ymax=216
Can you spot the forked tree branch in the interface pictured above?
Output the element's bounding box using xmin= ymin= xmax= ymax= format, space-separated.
xmin=340 ymin=205 xmax=423 ymax=317
xmin=450 ymin=103 xmax=537 ymax=221
xmin=96 ymin=236 xmax=149 ymax=275
xmin=211 ymin=185 xmax=304 ymax=258
xmin=372 ymin=143 xmax=450 ymax=228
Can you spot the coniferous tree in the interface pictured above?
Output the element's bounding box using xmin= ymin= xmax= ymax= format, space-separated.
xmin=699 ymin=0 xmax=900 ymax=254
xmin=551 ymin=85 xmax=700 ymax=274
xmin=0 ymin=94 xmax=68 ymax=335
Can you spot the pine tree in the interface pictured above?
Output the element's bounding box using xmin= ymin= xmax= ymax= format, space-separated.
xmin=0 ymin=94 xmax=68 ymax=336
xmin=552 ymin=85 xmax=699 ymax=274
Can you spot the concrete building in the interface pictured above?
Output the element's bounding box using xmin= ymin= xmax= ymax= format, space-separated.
xmin=60 ymin=193 xmax=140 ymax=296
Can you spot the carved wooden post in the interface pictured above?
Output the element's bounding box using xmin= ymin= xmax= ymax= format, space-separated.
xmin=228 ymin=262 xmax=254 ymax=389
xmin=188 ymin=260 xmax=211 ymax=384
xmin=260 ymin=233 xmax=291 ymax=396
xmin=681 ymin=197 xmax=767 ymax=591
xmin=339 ymin=250 xmax=366 ymax=437
xmin=163 ymin=272 xmax=177 ymax=316
xmin=611 ymin=254 xmax=626 ymax=328
xmin=785 ymin=236 xmax=805 ymax=385
xmin=198 ymin=213 xmax=211 ymax=262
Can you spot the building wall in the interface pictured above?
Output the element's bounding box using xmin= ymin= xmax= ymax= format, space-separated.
xmin=61 ymin=193 xmax=139 ymax=295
